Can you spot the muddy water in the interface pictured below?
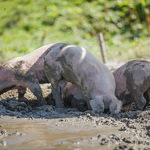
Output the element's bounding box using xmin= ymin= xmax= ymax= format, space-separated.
xmin=1 ymin=112 xmax=150 ymax=150
xmin=0 ymin=116 xmax=122 ymax=150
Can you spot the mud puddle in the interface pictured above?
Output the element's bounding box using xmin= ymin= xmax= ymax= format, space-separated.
xmin=0 ymin=116 xmax=130 ymax=150
xmin=0 ymin=111 xmax=150 ymax=150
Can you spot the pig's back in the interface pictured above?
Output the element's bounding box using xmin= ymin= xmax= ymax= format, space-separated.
xmin=61 ymin=45 xmax=115 ymax=91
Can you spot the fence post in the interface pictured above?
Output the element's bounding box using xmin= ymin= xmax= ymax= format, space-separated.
xmin=98 ymin=32 xmax=107 ymax=64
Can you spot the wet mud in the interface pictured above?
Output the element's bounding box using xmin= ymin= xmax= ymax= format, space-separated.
xmin=0 ymin=84 xmax=150 ymax=150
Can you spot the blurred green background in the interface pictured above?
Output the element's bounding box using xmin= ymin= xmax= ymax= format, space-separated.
xmin=0 ymin=0 xmax=150 ymax=62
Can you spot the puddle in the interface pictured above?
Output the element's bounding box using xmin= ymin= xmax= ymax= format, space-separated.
xmin=0 ymin=116 xmax=121 ymax=150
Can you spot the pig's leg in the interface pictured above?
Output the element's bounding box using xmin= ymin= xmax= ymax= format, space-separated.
xmin=148 ymin=89 xmax=150 ymax=105
xmin=147 ymin=88 xmax=150 ymax=107
xmin=51 ymin=80 xmax=64 ymax=108
xmin=59 ymin=79 xmax=68 ymax=99
xmin=44 ymin=63 xmax=64 ymax=108
xmin=147 ymin=88 xmax=150 ymax=101
xmin=23 ymin=74 xmax=46 ymax=105
xmin=45 ymin=71 xmax=64 ymax=107
xmin=134 ymin=93 xmax=146 ymax=110
xmin=83 ymin=96 xmax=91 ymax=110
xmin=85 ymin=98 xmax=91 ymax=110
xmin=142 ymin=88 xmax=150 ymax=110
xmin=18 ymin=87 xmax=26 ymax=99
xmin=82 ymin=90 xmax=91 ymax=110
xmin=17 ymin=87 xmax=28 ymax=102
xmin=90 ymin=96 xmax=104 ymax=113
xmin=28 ymin=82 xmax=46 ymax=105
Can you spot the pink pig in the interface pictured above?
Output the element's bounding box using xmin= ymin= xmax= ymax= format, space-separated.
xmin=44 ymin=44 xmax=122 ymax=114
xmin=113 ymin=60 xmax=150 ymax=110
xmin=0 ymin=43 xmax=65 ymax=105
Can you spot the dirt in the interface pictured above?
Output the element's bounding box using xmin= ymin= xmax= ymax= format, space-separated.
xmin=0 ymin=83 xmax=149 ymax=150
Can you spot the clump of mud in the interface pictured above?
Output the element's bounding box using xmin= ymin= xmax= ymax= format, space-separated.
xmin=0 ymin=96 xmax=90 ymax=119
xmin=0 ymin=84 xmax=89 ymax=119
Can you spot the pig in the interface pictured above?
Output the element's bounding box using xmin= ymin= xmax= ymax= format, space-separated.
xmin=113 ymin=60 xmax=150 ymax=110
xmin=44 ymin=44 xmax=122 ymax=114
xmin=59 ymin=80 xmax=83 ymax=102
xmin=59 ymin=80 xmax=88 ymax=111
xmin=0 ymin=43 xmax=66 ymax=105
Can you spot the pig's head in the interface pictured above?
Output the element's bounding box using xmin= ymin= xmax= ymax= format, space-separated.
xmin=89 ymin=96 xmax=104 ymax=113
xmin=59 ymin=80 xmax=68 ymax=99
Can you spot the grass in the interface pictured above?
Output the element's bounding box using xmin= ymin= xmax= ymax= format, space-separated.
xmin=0 ymin=31 xmax=150 ymax=64
xmin=106 ymin=36 xmax=150 ymax=62
xmin=0 ymin=0 xmax=150 ymax=63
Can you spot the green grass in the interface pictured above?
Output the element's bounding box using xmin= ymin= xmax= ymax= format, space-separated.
xmin=0 ymin=0 xmax=150 ymax=63
xmin=107 ymin=36 xmax=150 ymax=61
xmin=1 ymin=31 xmax=149 ymax=63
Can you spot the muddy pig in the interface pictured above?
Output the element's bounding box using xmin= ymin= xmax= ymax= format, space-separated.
xmin=0 ymin=43 xmax=66 ymax=105
xmin=113 ymin=60 xmax=150 ymax=110
xmin=59 ymin=80 xmax=88 ymax=111
xmin=44 ymin=44 xmax=122 ymax=114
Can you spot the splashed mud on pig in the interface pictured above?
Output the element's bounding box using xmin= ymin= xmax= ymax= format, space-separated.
xmin=113 ymin=60 xmax=150 ymax=110
xmin=44 ymin=44 xmax=122 ymax=114
xmin=0 ymin=43 xmax=66 ymax=105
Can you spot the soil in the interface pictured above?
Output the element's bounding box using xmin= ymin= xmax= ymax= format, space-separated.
xmin=0 ymin=83 xmax=150 ymax=150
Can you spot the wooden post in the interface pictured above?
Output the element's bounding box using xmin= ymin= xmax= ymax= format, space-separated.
xmin=98 ymin=33 xmax=107 ymax=64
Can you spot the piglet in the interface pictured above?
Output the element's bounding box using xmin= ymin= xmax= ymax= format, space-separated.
xmin=44 ymin=44 xmax=122 ymax=114
xmin=0 ymin=43 xmax=65 ymax=105
xmin=113 ymin=60 xmax=150 ymax=110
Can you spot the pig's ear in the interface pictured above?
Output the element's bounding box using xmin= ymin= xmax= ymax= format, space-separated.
xmin=90 ymin=99 xmax=104 ymax=113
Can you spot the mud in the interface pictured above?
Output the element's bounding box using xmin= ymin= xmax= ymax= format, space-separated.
xmin=0 ymin=83 xmax=149 ymax=150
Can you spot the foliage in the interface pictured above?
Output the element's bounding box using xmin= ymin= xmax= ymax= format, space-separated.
xmin=0 ymin=0 xmax=150 ymax=62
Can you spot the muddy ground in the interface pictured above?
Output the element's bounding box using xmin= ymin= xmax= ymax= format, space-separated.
xmin=0 ymin=83 xmax=150 ymax=150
